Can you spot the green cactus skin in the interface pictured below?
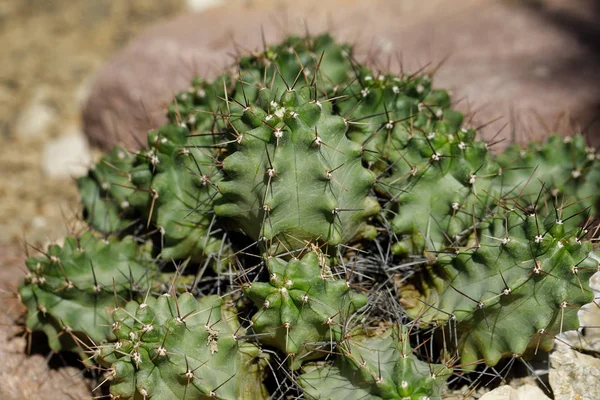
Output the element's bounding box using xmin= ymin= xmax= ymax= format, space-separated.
xmin=77 ymin=146 xmax=146 ymax=233
xmin=167 ymin=34 xmax=352 ymax=138
xmin=401 ymin=209 xmax=598 ymax=367
xmin=496 ymin=134 xmax=600 ymax=230
xmin=214 ymin=86 xmax=380 ymax=253
xmin=96 ymin=293 xmax=269 ymax=400
xmin=375 ymin=127 xmax=500 ymax=256
xmin=338 ymin=67 xmax=464 ymax=169
xmin=18 ymin=232 xmax=158 ymax=354
xmin=243 ymin=252 xmax=367 ymax=367
xmin=299 ymin=325 xmax=451 ymax=400
xmin=145 ymin=123 xmax=229 ymax=263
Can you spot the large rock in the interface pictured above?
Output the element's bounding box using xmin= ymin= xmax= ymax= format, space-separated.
xmin=479 ymin=384 xmax=550 ymax=400
xmin=550 ymin=340 xmax=600 ymax=400
xmin=83 ymin=0 xmax=600 ymax=150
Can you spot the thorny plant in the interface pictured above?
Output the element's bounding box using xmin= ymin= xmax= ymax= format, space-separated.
xmin=8 ymin=33 xmax=600 ymax=399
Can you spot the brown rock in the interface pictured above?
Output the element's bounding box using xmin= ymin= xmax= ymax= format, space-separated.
xmin=83 ymin=0 xmax=600 ymax=150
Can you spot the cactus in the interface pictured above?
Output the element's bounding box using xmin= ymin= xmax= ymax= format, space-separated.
xmin=19 ymin=232 xmax=158 ymax=354
xmin=17 ymin=33 xmax=600 ymax=399
xmin=496 ymin=134 xmax=600 ymax=230
xmin=400 ymin=208 xmax=598 ymax=366
xmin=144 ymin=123 xmax=229 ymax=263
xmin=243 ymin=251 xmax=367 ymax=367
xmin=299 ymin=324 xmax=452 ymax=400
xmin=337 ymin=66 xmax=464 ymax=168
xmin=96 ymin=292 xmax=269 ymax=399
xmin=78 ymin=146 xmax=146 ymax=233
xmin=214 ymin=85 xmax=380 ymax=253
xmin=375 ymin=127 xmax=501 ymax=256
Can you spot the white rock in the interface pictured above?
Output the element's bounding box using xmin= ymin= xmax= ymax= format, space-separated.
xmin=186 ymin=0 xmax=225 ymax=12
xmin=14 ymin=89 xmax=56 ymax=139
xmin=565 ymin=270 xmax=600 ymax=353
xmin=550 ymin=340 xmax=600 ymax=400
xmin=42 ymin=128 xmax=92 ymax=178
xmin=479 ymin=386 xmax=512 ymax=400
xmin=479 ymin=384 xmax=550 ymax=400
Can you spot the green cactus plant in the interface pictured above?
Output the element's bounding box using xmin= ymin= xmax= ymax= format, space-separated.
xmin=78 ymin=146 xmax=146 ymax=233
xmin=400 ymin=208 xmax=598 ymax=366
xmin=17 ymin=32 xmax=600 ymax=400
xmin=375 ymin=127 xmax=501 ymax=256
xmin=96 ymin=292 xmax=269 ymax=399
xmin=144 ymin=123 xmax=229 ymax=263
xmin=496 ymin=134 xmax=600 ymax=230
xmin=19 ymin=232 xmax=159 ymax=354
xmin=214 ymin=85 xmax=380 ymax=253
xmin=299 ymin=324 xmax=452 ymax=400
xmin=243 ymin=251 xmax=367 ymax=367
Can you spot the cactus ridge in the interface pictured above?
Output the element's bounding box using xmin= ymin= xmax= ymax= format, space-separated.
xmin=401 ymin=208 xmax=598 ymax=366
xmin=215 ymin=85 xmax=380 ymax=253
xmin=243 ymin=251 xmax=368 ymax=367
xmin=18 ymin=232 xmax=158 ymax=353
xmin=299 ymin=324 xmax=452 ymax=400
xmin=96 ymin=292 xmax=269 ymax=399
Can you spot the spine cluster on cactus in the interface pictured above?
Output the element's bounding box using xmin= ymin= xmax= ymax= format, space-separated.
xmin=18 ymin=33 xmax=600 ymax=400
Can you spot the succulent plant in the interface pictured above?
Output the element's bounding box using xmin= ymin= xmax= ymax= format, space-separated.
xmin=18 ymin=33 xmax=600 ymax=399
xmin=299 ymin=324 xmax=452 ymax=400
xmin=496 ymin=134 xmax=600 ymax=230
xmin=375 ymin=127 xmax=501 ymax=256
xmin=78 ymin=146 xmax=146 ymax=233
xmin=243 ymin=251 xmax=367 ymax=367
xmin=96 ymin=292 xmax=269 ymax=399
xmin=400 ymin=208 xmax=598 ymax=367
xmin=214 ymin=85 xmax=380 ymax=253
xmin=19 ymin=232 xmax=158 ymax=354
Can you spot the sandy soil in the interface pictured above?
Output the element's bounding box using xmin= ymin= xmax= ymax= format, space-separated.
xmin=0 ymin=1 xmax=184 ymax=398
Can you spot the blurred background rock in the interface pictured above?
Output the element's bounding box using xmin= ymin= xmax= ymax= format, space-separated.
xmin=0 ymin=0 xmax=599 ymax=398
xmin=0 ymin=1 xmax=185 ymax=398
